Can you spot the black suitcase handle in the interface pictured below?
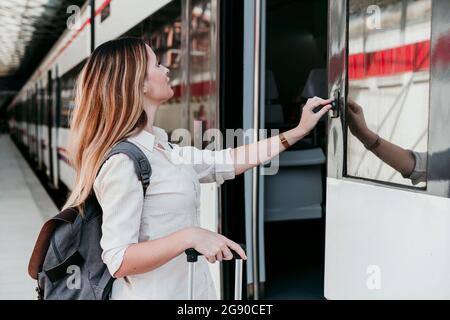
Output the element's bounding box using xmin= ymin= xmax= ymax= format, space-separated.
xmin=185 ymin=243 xmax=246 ymax=300
xmin=185 ymin=244 xmax=246 ymax=262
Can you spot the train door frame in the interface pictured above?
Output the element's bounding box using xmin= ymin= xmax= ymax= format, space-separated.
xmin=242 ymin=0 xmax=331 ymax=300
xmin=325 ymin=0 xmax=450 ymax=299
xmin=241 ymin=0 xmax=266 ymax=300
xmin=218 ymin=0 xmax=246 ymax=300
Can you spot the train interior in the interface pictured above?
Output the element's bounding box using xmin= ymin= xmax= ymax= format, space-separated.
xmin=262 ymin=0 xmax=328 ymax=299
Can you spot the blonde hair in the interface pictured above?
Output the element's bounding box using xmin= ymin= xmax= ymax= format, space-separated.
xmin=62 ymin=37 xmax=149 ymax=213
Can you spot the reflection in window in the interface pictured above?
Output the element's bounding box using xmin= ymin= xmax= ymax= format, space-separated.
xmin=189 ymin=0 xmax=215 ymax=148
xmin=137 ymin=0 xmax=217 ymax=147
xmin=347 ymin=0 xmax=431 ymax=187
xmin=149 ymin=11 xmax=187 ymax=135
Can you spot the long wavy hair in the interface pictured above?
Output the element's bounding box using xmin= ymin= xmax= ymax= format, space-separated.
xmin=62 ymin=37 xmax=149 ymax=213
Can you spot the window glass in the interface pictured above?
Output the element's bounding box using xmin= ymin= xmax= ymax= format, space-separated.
xmin=150 ymin=13 xmax=187 ymax=136
xmin=347 ymin=0 xmax=431 ymax=188
xmin=189 ymin=0 xmax=216 ymax=148
xmin=60 ymin=63 xmax=84 ymax=129
xmin=145 ymin=0 xmax=217 ymax=148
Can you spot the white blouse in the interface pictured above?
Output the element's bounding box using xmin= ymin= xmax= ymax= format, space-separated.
xmin=93 ymin=126 xmax=236 ymax=300
xmin=405 ymin=150 xmax=427 ymax=185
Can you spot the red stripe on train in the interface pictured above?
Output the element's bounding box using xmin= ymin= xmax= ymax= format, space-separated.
xmin=38 ymin=0 xmax=113 ymax=77
xmin=173 ymin=41 xmax=432 ymax=94
xmin=348 ymin=40 xmax=430 ymax=80
xmin=170 ymin=80 xmax=216 ymax=100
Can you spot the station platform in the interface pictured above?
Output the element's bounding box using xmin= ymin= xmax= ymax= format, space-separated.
xmin=0 ymin=134 xmax=58 ymax=300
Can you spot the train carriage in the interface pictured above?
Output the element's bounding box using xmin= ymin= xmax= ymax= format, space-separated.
xmin=7 ymin=0 xmax=450 ymax=299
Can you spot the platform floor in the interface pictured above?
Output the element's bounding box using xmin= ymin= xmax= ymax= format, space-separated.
xmin=0 ymin=134 xmax=58 ymax=300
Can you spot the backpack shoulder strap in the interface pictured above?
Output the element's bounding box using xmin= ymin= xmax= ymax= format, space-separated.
xmin=99 ymin=140 xmax=152 ymax=196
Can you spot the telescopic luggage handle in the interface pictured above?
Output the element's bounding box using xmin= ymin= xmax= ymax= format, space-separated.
xmin=185 ymin=244 xmax=246 ymax=300
xmin=185 ymin=248 xmax=244 ymax=262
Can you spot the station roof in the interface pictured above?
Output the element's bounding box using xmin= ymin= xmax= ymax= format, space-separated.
xmin=0 ymin=0 xmax=85 ymax=114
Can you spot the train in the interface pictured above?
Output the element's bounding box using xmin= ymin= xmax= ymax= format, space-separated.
xmin=6 ymin=0 xmax=450 ymax=299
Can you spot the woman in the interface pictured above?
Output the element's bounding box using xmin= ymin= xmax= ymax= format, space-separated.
xmin=62 ymin=37 xmax=332 ymax=299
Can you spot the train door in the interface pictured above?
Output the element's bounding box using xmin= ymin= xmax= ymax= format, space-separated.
xmin=46 ymin=70 xmax=54 ymax=183
xmin=28 ymin=88 xmax=33 ymax=158
xmin=51 ymin=67 xmax=60 ymax=189
xmin=37 ymin=81 xmax=44 ymax=170
xmin=32 ymin=85 xmax=39 ymax=163
xmin=28 ymin=89 xmax=33 ymax=151
xmin=25 ymin=90 xmax=31 ymax=151
xmin=325 ymin=0 xmax=450 ymax=299
xmin=183 ymin=0 xmax=224 ymax=299
xmin=40 ymin=78 xmax=49 ymax=177
xmin=41 ymin=82 xmax=46 ymax=172
xmin=243 ymin=0 xmax=329 ymax=299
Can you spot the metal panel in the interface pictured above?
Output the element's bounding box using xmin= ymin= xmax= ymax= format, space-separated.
xmin=427 ymin=0 xmax=450 ymax=198
xmin=326 ymin=0 xmax=347 ymax=179
xmin=243 ymin=0 xmax=266 ymax=300
xmin=325 ymin=0 xmax=450 ymax=299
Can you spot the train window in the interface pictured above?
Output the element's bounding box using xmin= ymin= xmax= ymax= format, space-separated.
xmin=144 ymin=2 xmax=186 ymax=137
xmin=189 ymin=0 xmax=216 ymax=147
xmin=346 ymin=0 xmax=431 ymax=188
xmin=39 ymin=87 xmax=47 ymax=126
xmin=37 ymin=87 xmax=43 ymax=125
xmin=144 ymin=0 xmax=219 ymax=149
xmin=60 ymin=62 xmax=85 ymax=129
xmin=32 ymin=90 xmax=37 ymax=125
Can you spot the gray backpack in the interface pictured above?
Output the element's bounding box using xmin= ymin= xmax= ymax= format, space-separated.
xmin=28 ymin=140 xmax=151 ymax=300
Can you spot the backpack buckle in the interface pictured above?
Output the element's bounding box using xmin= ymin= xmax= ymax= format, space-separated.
xmin=139 ymin=159 xmax=150 ymax=186
xmin=141 ymin=172 xmax=150 ymax=186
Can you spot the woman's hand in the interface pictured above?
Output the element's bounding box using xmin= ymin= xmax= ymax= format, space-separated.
xmin=295 ymin=96 xmax=333 ymax=136
xmin=184 ymin=227 xmax=247 ymax=264
xmin=347 ymin=99 xmax=377 ymax=146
